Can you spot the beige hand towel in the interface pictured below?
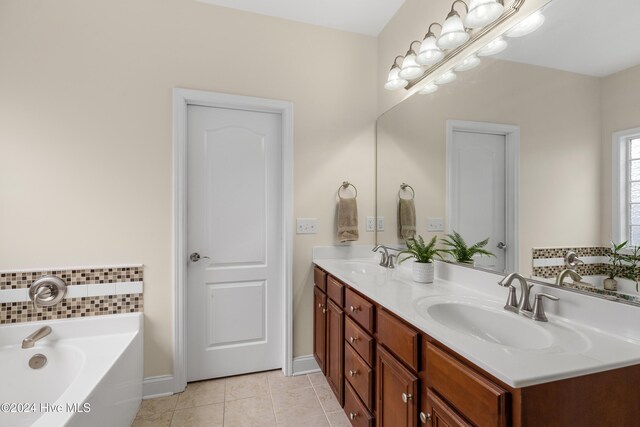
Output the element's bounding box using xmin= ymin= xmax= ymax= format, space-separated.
xmin=337 ymin=196 xmax=359 ymax=242
xmin=398 ymin=197 xmax=416 ymax=240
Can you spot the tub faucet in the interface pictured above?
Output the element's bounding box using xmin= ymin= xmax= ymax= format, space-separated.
xmin=555 ymin=269 xmax=582 ymax=287
xmin=22 ymin=326 xmax=52 ymax=349
xmin=498 ymin=272 xmax=533 ymax=313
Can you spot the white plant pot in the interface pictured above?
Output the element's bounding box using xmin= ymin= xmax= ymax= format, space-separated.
xmin=412 ymin=262 xmax=434 ymax=283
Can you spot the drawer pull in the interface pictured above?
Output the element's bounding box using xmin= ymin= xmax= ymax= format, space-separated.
xmin=401 ymin=392 xmax=413 ymax=403
xmin=420 ymin=412 xmax=432 ymax=424
xmin=350 ymin=305 xmax=360 ymax=313
xmin=349 ymin=336 xmax=358 ymax=343
xmin=349 ymin=369 xmax=359 ymax=377
xmin=318 ymin=303 xmax=323 ymax=308
xmin=322 ymin=308 xmax=327 ymax=314
xmin=349 ymin=412 xmax=358 ymax=420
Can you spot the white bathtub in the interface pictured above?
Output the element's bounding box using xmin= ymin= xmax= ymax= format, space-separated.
xmin=0 ymin=313 xmax=143 ymax=427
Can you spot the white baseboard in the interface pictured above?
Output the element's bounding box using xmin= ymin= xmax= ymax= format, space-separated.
xmin=143 ymin=375 xmax=175 ymax=399
xmin=292 ymin=354 xmax=320 ymax=376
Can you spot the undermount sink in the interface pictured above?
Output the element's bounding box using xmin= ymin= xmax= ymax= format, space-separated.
xmin=426 ymin=302 xmax=553 ymax=350
xmin=339 ymin=261 xmax=387 ymax=276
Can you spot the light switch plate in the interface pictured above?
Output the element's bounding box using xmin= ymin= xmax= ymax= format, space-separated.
xmin=427 ymin=217 xmax=444 ymax=232
xmin=296 ymin=218 xmax=318 ymax=234
xmin=377 ymin=216 xmax=385 ymax=231
xmin=366 ymin=216 xmax=375 ymax=232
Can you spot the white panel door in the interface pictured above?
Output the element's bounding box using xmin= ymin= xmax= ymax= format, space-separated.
xmin=450 ymin=131 xmax=506 ymax=272
xmin=186 ymin=105 xmax=283 ymax=381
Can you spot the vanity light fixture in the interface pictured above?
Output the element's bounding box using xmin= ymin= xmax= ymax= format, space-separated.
xmin=453 ymin=54 xmax=481 ymax=71
xmin=384 ymin=56 xmax=409 ymax=91
xmin=416 ymin=23 xmax=445 ymax=66
xmin=418 ymin=83 xmax=439 ymax=95
xmin=399 ymin=41 xmax=425 ymax=80
xmin=477 ymin=36 xmax=508 ymax=56
xmin=505 ymin=10 xmax=545 ymax=37
xmin=434 ymin=70 xmax=457 ymax=85
xmin=437 ymin=1 xmax=471 ymax=50
xmin=464 ymin=0 xmax=505 ymax=29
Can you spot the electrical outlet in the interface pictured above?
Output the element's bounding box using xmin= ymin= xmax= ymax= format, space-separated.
xmin=366 ymin=216 xmax=375 ymax=232
xmin=427 ymin=217 xmax=444 ymax=232
xmin=296 ymin=218 xmax=318 ymax=234
xmin=377 ymin=216 xmax=385 ymax=231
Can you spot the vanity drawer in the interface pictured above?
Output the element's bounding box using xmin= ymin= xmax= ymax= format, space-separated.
xmin=327 ymin=275 xmax=345 ymax=306
xmin=426 ymin=344 xmax=508 ymax=427
xmin=345 ymin=342 xmax=374 ymax=410
xmin=314 ymin=266 xmax=327 ymax=293
xmin=344 ymin=382 xmax=374 ymax=427
xmin=377 ymin=308 xmax=419 ymax=372
xmin=345 ymin=288 xmax=375 ymax=333
xmin=345 ymin=316 xmax=374 ymax=367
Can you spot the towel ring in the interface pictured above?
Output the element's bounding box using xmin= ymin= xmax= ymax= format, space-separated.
xmin=398 ymin=182 xmax=415 ymax=200
xmin=338 ymin=181 xmax=358 ymax=198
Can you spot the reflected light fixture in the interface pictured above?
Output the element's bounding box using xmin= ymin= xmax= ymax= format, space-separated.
xmin=417 ymin=23 xmax=445 ymax=66
xmin=419 ymin=83 xmax=439 ymax=95
xmin=434 ymin=70 xmax=457 ymax=85
xmin=464 ymin=0 xmax=504 ymax=29
xmin=399 ymin=41 xmax=425 ymax=80
xmin=506 ymin=10 xmax=545 ymax=37
xmin=453 ymin=54 xmax=481 ymax=71
xmin=437 ymin=0 xmax=470 ymax=50
xmin=384 ymin=56 xmax=409 ymax=91
xmin=477 ymin=36 xmax=508 ymax=56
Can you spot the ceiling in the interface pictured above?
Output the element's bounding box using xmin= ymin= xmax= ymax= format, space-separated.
xmin=197 ymin=0 xmax=406 ymax=36
xmin=497 ymin=0 xmax=640 ymax=77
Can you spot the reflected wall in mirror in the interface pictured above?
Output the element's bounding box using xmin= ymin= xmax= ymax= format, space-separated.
xmin=376 ymin=0 xmax=640 ymax=301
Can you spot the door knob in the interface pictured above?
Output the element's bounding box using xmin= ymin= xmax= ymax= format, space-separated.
xmin=497 ymin=242 xmax=507 ymax=250
xmin=189 ymin=252 xmax=211 ymax=262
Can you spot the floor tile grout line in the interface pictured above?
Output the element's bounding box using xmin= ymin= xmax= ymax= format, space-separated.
xmin=308 ymin=374 xmax=333 ymax=426
xmin=265 ymin=373 xmax=278 ymax=426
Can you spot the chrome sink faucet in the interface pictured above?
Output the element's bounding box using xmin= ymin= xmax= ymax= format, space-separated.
xmin=22 ymin=326 xmax=52 ymax=349
xmin=498 ymin=272 xmax=533 ymax=313
xmin=372 ymin=245 xmax=397 ymax=269
xmin=555 ymin=269 xmax=583 ymax=287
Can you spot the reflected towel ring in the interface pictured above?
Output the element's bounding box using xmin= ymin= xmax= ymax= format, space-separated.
xmin=338 ymin=181 xmax=358 ymax=198
xmin=399 ymin=182 xmax=415 ymax=200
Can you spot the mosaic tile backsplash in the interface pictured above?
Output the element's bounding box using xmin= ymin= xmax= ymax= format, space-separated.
xmin=532 ymin=246 xmax=610 ymax=278
xmin=0 ymin=265 xmax=143 ymax=324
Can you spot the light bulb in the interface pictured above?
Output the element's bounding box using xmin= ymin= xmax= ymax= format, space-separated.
xmin=419 ymin=83 xmax=439 ymax=95
xmin=464 ymin=0 xmax=504 ymax=28
xmin=477 ymin=36 xmax=507 ymax=56
xmin=434 ymin=70 xmax=457 ymax=85
xmin=416 ymin=34 xmax=444 ymax=66
xmin=384 ymin=66 xmax=408 ymax=90
xmin=437 ymin=13 xmax=470 ymax=50
xmin=399 ymin=50 xmax=424 ymax=80
xmin=454 ymin=54 xmax=481 ymax=71
xmin=506 ymin=10 xmax=545 ymax=38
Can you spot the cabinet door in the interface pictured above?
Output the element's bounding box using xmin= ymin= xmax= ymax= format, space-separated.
xmin=376 ymin=345 xmax=418 ymax=427
xmin=313 ymin=286 xmax=327 ymax=374
xmin=421 ymin=388 xmax=472 ymax=427
xmin=326 ymin=299 xmax=345 ymax=406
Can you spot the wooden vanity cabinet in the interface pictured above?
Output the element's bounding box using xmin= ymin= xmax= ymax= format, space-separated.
xmin=326 ymin=298 xmax=345 ymax=405
xmin=376 ymin=345 xmax=419 ymax=427
xmin=313 ymin=285 xmax=327 ymax=374
xmin=422 ymin=389 xmax=472 ymax=427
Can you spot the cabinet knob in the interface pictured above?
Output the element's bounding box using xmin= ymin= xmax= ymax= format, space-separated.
xmin=420 ymin=412 xmax=432 ymax=423
xmin=349 ymin=412 xmax=358 ymax=420
xmin=349 ymin=336 xmax=358 ymax=343
xmin=349 ymin=369 xmax=359 ymax=377
xmin=401 ymin=392 xmax=413 ymax=403
xmin=350 ymin=305 xmax=360 ymax=313
xmin=322 ymin=308 xmax=327 ymax=314
xmin=318 ymin=303 xmax=323 ymax=308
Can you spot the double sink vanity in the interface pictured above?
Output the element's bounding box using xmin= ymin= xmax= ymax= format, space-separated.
xmin=312 ymin=250 xmax=640 ymax=426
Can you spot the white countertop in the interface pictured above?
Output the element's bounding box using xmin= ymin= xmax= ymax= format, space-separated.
xmin=314 ymin=254 xmax=640 ymax=388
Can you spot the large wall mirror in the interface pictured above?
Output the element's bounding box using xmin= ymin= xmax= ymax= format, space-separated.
xmin=376 ymin=0 xmax=640 ymax=302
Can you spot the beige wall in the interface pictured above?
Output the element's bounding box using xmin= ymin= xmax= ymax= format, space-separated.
xmin=377 ymin=59 xmax=603 ymax=276
xmin=600 ymin=64 xmax=640 ymax=243
xmin=0 ymin=0 xmax=377 ymax=377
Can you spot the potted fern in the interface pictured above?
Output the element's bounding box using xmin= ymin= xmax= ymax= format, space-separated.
xmin=441 ymin=231 xmax=495 ymax=265
xmin=398 ymin=235 xmax=444 ymax=283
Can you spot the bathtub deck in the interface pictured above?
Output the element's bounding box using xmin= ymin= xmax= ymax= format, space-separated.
xmin=133 ymin=370 xmax=347 ymax=427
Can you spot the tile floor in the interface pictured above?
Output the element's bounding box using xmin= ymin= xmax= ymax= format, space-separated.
xmin=133 ymin=370 xmax=351 ymax=427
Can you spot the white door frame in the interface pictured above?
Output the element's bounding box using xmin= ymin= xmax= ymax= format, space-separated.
xmin=446 ymin=120 xmax=520 ymax=273
xmin=172 ymin=88 xmax=293 ymax=393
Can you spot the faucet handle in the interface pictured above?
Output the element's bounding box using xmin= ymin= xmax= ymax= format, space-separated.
xmin=387 ymin=254 xmax=396 ymax=269
xmin=529 ymin=293 xmax=559 ymax=322
xmin=503 ymin=285 xmax=518 ymax=313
